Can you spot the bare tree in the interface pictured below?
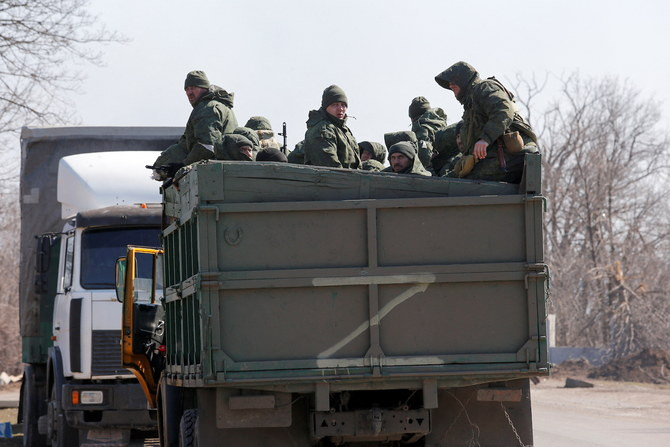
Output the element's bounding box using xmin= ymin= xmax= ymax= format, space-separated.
xmin=0 ymin=189 xmax=20 ymax=373
xmin=0 ymin=0 xmax=123 ymax=372
xmin=539 ymin=74 xmax=670 ymax=357
xmin=0 ymin=0 xmax=124 ymax=135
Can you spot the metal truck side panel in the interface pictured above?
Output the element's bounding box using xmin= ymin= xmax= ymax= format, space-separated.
xmin=161 ymin=158 xmax=548 ymax=389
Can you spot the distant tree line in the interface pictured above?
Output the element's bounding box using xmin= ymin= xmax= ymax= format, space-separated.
xmin=515 ymin=73 xmax=670 ymax=359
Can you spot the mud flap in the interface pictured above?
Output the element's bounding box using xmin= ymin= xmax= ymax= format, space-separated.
xmin=424 ymin=379 xmax=533 ymax=447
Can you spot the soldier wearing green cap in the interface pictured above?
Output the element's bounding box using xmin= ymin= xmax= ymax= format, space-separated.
xmin=151 ymin=70 xmax=238 ymax=180
xmin=434 ymin=61 xmax=538 ymax=183
xmin=382 ymin=141 xmax=431 ymax=176
xmin=303 ymin=85 xmax=360 ymax=169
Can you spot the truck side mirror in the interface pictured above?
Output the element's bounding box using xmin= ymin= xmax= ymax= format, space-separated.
xmin=115 ymin=257 xmax=127 ymax=302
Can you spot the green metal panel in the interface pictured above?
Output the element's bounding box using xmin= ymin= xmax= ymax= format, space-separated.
xmin=22 ymin=236 xmax=61 ymax=364
xmin=161 ymin=159 xmax=549 ymax=389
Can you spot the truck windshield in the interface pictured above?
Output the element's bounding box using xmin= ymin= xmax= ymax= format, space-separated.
xmin=81 ymin=227 xmax=160 ymax=289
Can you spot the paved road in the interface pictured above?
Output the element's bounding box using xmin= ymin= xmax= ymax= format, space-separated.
xmin=534 ymin=404 xmax=670 ymax=446
xmin=532 ymin=379 xmax=670 ymax=446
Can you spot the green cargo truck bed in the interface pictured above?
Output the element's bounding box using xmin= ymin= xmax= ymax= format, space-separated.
xmin=161 ymin=156 xmax=548 ymax=391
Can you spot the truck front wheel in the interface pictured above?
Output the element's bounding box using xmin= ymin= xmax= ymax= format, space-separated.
xmin=179 ymin=409 xmax=199 ymax=447
xmin=47 ymin=386 xmax=78 ymax=447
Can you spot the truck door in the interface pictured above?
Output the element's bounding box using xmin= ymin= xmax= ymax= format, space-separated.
xmin=116 ymin=247 xmax=164 ymax=408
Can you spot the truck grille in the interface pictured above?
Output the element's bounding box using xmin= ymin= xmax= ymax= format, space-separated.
xmin=91 ymin=330 xmax=128 ymax=376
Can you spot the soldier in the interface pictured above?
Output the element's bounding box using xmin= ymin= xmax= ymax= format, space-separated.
xmin=359 ymin=141 xmax=386 ymax=172
xmin=152 ymin=70 xmax=238 ymax=180
xmin=434 ymin=61 xmax=538 ymax=183
xmin=358 ymin=141 xmax=386 ymax=164
xmin=214 ymin=134 xmax=254 ymax=161
xmin=382 ymin=141 xmax=431 ymax=176
xmin=303 ymin=85 xmax=360 ymax=169
xmin=245 ymin=116 xmax=282 ymax=150
xmin=233 ymin=126 xmax=261 ymax=157
xmin=408 ymin=96 xmax=448 ymax=172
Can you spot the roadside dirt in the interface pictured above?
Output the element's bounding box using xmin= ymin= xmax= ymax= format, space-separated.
xmin=535 ymin=375 xmax=670 ymax=423
xmin=549 ymin=348 xmax=670 ymax=385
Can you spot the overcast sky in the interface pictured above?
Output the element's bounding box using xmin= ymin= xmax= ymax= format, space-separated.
xmin=73 ymin=0 xmax=670 ymax=148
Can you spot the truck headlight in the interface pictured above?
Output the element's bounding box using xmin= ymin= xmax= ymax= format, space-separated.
xmin=79 ymin=390 xmax=104 ymax=404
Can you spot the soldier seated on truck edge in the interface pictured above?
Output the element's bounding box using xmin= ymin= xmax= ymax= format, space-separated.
xmin=435 ymin=61 xmax=538 ymax=183
xmin=151 ymin=70 xmax=238 ymax=181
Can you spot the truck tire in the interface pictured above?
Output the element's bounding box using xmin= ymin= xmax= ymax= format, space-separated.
xmin=22 ymin=367 xmax=47 ymax=447
xmin=48 ymin=386 xmax=78 ymax=447
xmin=158 ymin=376 xmax=183 ymax=447
xmin=178 ymin=409 xmax=198 ymax=447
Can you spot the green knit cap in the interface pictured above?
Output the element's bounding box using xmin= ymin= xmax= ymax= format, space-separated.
xmin=321 ymin=85 xmax=348 ymax=108
xmin=388 ymin=141 xmax=416 ymax=160
xmin=184 ymin=70 xmax=210 ymax=89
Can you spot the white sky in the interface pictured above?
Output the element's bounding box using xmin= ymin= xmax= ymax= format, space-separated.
xmin=74 ymin=0 xmax=670 ymax=148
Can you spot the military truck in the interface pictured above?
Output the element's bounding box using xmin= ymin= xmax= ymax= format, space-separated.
xmin=118 ymin=155 xmax=549 ymax=446
xmin=18 ymin=127 xmax=181 ymax=446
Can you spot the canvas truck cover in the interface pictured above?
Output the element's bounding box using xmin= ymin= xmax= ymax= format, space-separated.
xmin=19 ymin=126 xmax=182 ymax=337
xmin=161 ymin=156 xmax=548 ymax=390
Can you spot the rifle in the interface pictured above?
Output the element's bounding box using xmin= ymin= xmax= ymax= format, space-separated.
xmin=278 ymin=122 xmax=288 ymax=155
xmin=145 ymin=163 xmax=185 ymax=179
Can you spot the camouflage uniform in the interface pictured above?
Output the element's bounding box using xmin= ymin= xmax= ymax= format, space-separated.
xmin=287 ymin=140 xmax=305 ymax=164
xmin=409 ymin=97 xmax=448 ymax=172
xmin=435 ymin=61 xmax=538 ymax=183
xmin=382 ymin=141 xmax=431 ymax=176
xmin=303 ymin=85 xmax=360 ymax=169
xmin=358 ymin=141 xmax=387 ymax=164
xmin=383 ymin=131 xmax=419 ymax=151
xmin=432 ymin=121 xmax=463 ymax=176
xmin=361 ymin=159 xmax=385 ymax=172
xmin=154 ymin=71 xmax=238 ymax=168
